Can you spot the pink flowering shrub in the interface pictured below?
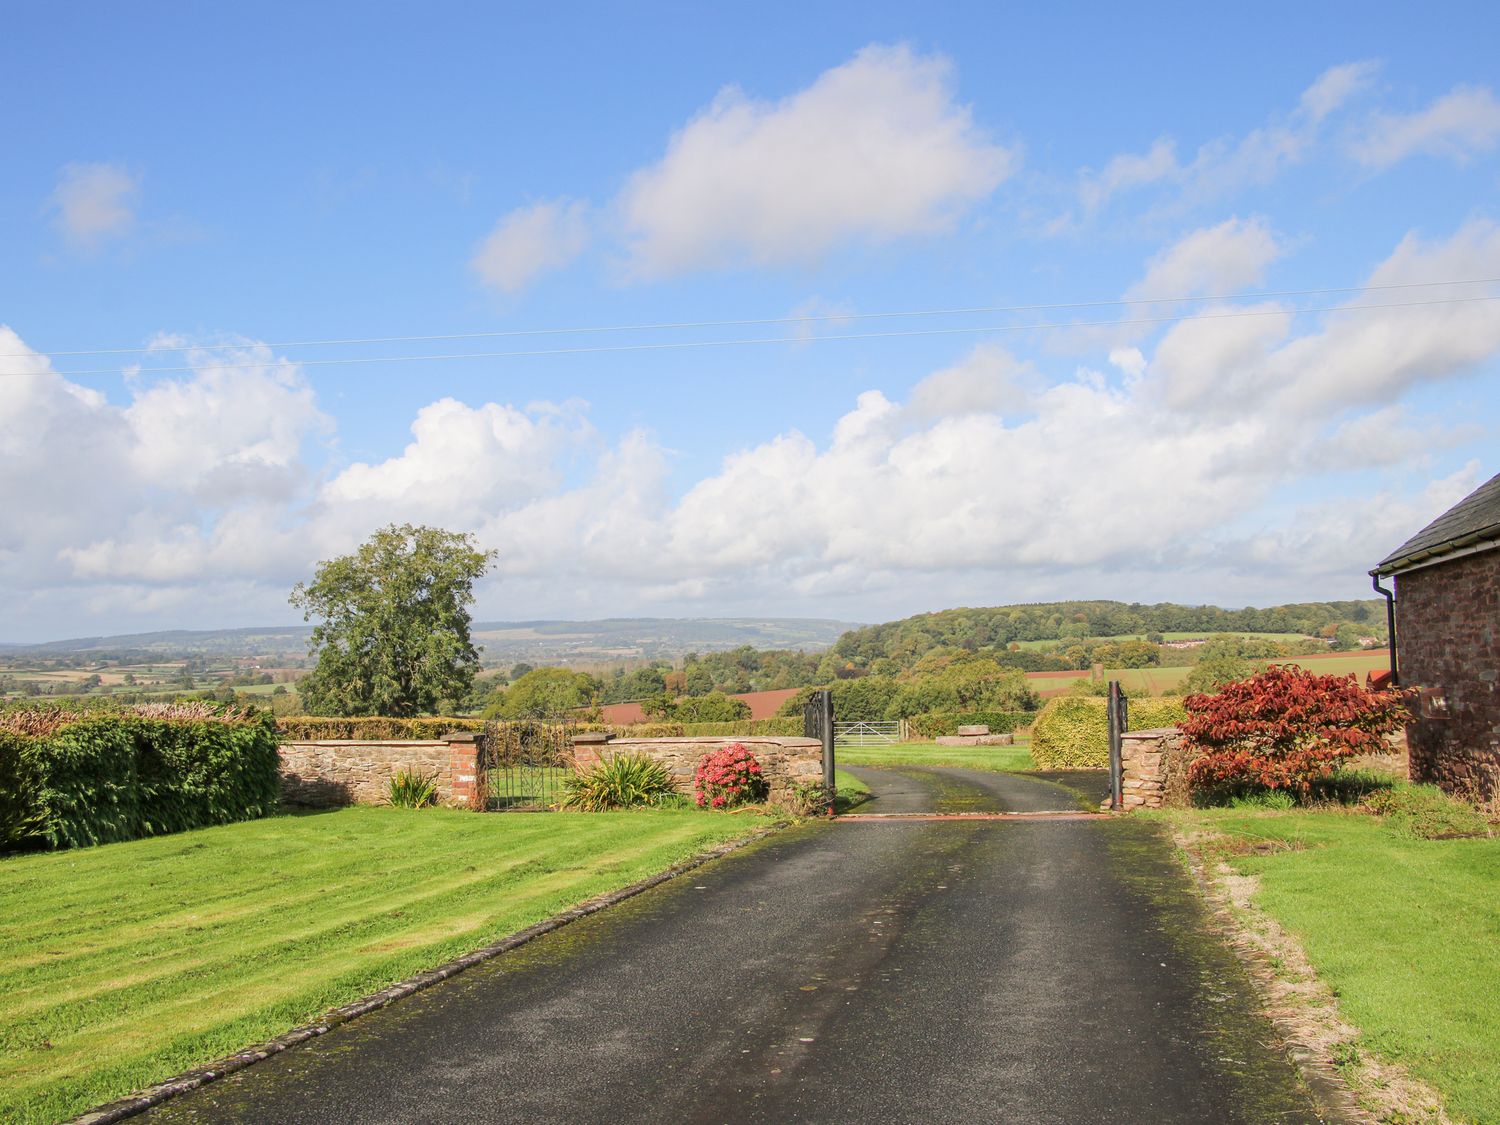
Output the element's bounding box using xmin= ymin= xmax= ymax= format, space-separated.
xmin=694 ymin=743 xmax=768 ymax=809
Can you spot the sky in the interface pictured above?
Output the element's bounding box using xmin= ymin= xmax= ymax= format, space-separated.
xmin=2 ymin=2 xmax=1499 ymax=642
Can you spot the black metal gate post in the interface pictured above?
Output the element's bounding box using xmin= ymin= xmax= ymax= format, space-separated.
xmin=820 ymin=689 xmax=835 ymax=795
xmin=804 ymin=689 xmax=835 ymax=800
xmin=1107 ymin=681 xmax=1126 ymax=812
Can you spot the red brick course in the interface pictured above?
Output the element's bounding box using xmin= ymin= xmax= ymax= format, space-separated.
xmin=1395 ymin=548 xmax=1500 ymax=800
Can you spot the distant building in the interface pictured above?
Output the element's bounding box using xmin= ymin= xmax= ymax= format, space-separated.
xmin=1372 ymin=471 xmax=1500 ymax=800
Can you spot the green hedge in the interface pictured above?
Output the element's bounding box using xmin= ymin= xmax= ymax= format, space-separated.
xmin=276 ymin=716 xmax=473 ymax=740
xmin=906 ymin=711 xmax=1035 ymax=738
xmin=583 ymin=722 xmax=687 ymax=739
xmin=676 ymin=717 xmax=805 ymax=737
xmin=1 ymin=712 xmax=281 ymax=851
xmin=276 ymin=717 xmax=691 ymax=741
xmin=1030 ymin=696 xmax=1187 ymax=769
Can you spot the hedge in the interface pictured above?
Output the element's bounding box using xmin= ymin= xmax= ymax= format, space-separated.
xmin=1030 ymin=696 xmax=1187 ymax=769
xmin=275 ymin=716 xmax=472 ymax=740
xmin=275 ymin=717 xmax=692 ymax=741
xmin=906 ymin=711 xmax=1035 ymax=738
xmin=677 ymin=717 xmax=805 ymax=737
xmin=1 ymin=707 xmax=280 ymax=851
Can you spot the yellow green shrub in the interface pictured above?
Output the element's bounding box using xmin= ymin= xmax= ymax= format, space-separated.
xmin=1030 ymin=696 xmax=1186 ymax=769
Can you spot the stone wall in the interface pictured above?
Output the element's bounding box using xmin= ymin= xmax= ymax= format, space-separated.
xmin=279 ymin=733 xmax=481 ymax=808
xmin=573 ymin=734 xmax=824 ymax=799
xmin=1118 ymin=727 xmax=1192 ymax=810
xmin=1396 ymin=549 xmax=1500 ymax=800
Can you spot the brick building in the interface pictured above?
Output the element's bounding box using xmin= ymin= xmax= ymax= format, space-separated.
xmin=1372 ymin=471 xmax=1500 ymax=800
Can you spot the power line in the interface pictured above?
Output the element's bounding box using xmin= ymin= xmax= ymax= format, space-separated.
xmin=6 ymin=276 xmax=1499 ymax=360
xmin=10 ymin=293 xmax=1498 ymax=378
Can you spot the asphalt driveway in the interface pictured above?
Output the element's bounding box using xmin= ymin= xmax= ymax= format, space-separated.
xmin=142 ymin=767 xmax=1329 ymax=1124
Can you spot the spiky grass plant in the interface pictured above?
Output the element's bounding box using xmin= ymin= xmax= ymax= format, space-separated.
xmin=386 ymin=768 xmax=440 ymax=808
xmin=561 ymin=754 xmax=676 ymax=811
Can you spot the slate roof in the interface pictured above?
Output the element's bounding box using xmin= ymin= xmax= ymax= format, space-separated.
xmin=1373 ymin=470 xmax=1500 ymax=575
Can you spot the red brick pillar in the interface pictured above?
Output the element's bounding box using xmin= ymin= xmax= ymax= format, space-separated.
xmin=444 ymin=732 xmax=482 ymax=808
xmin=571 ymin=731 xmax=613 ymax=773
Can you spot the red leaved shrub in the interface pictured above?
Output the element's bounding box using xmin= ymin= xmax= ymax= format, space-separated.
xmin=694 ymin=743 xmax=768 ymax=809
xmin=1181 ymin=664 xmax=1410 ymax=795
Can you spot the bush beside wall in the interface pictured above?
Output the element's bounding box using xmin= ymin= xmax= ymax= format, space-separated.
xmin=1030 ymin=696 xmax=1187 ymax=769
xmin=1 ymin=711 xmax=281 ymax=851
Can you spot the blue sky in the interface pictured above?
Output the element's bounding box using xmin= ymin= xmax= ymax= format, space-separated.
xmin=2 ymin=2 xmax=1499 ymax=640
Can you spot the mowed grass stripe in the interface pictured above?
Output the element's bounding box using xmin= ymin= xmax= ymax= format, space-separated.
xmin=0 ymin=807 xmax=761 ymax=1125
xmin=0 ymin=811 xmax=585 ymax=942
xmin=1 ymin=826 xmax=596 ymax=995
xmin=2 ymin=817 xmax=716 ymax=1038
xmin=1 ymin=807 xmax=682 ymax=954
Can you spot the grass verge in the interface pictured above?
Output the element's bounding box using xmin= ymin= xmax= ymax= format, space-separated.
xmin=832 ymin=768 xmax=871 ymax=812
xmin=0 ymin=806 xmax=766 ymax=1124
xmin=1161 ymin=805 xmax=1499 ymax=1123
xmin=837 ymin=739 xmax=1034 ymax=772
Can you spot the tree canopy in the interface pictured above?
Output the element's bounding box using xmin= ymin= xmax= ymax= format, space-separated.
xmin=290 ymin=524 xmax=493 ymax=717
xmin=484 ymin=667 xmax=599 ymax=719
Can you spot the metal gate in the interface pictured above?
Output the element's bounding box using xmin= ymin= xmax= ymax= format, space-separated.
xmin=834 ymin=720 xmax=899 ymax=746
xmin=477 ymin=717 xmax=578 ymax=810
xmin=803 ymin=690 xmax=835 ymax=794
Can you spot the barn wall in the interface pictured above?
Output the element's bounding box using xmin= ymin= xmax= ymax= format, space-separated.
xmin=1396 ymin=549 xmax=1500 ymax=800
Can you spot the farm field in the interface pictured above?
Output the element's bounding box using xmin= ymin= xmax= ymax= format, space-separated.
xmin=1162 ymin=806 xmax=1500 ymax=1123
xmin=1010 ymin=631 xmax=1315 ymax=650
xmin=0 ymin=807 xmax=765 ymax=1124
xmin=1024 ymin=650 xmax=1392 ymax=698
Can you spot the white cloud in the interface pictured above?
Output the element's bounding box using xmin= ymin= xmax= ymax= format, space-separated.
xmin=1298 ymin=60 xmax=1381 ymax=124
xmin=320 ymin=397 xmax=590 ymax=519
xmin=1107 ymin=347 xmax=1146 ymax=379
xmin=1079 ymin=138 xmax=1179 ymax=217
xmin=1236 ymin=464 xmax=1482 ymax=579
xmin=1148 ymin=218 xmax=1500 ymax=417
xmin=8 ymin=206 xmax=1500 ymax=638
xmin=1352 ymin=85 xmax=1500 ymax=168
xmin=1072 ymin=62 xmax=1375 ymax=220
xmin=471 ymin=199 xmax=591 ymax=292
xmin=616 ymin=44 xmax=1015 ymax=275
xmin=47 ymin=163 xmax=140 ymax=250
xmin=905 ymin=344 xmax=1034 ymax=420
xmin=1125 ymin=216 xmax=1284 ymax=301
xmin=125 ymin=342 xmax=329 ymax=501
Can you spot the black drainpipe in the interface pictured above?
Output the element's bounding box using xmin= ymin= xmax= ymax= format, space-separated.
xmin=1370 ymin=571 xmax=1398 ymax=686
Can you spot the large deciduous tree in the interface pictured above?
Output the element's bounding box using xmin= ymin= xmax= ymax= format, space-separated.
xmin=290 ymin=524 xmax=494 ymax=717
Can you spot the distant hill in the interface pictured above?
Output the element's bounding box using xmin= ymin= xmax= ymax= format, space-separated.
xmin=0 ymin=618 xmax=860 ymax=666
xmin=827 ymin=599 xmax=1388 ymax=672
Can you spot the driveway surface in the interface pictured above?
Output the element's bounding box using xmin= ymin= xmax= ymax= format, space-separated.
xmin=144 ymin=768 xmax=1328 ymax=1124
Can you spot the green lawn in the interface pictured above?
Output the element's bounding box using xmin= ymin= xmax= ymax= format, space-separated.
xmin=0 ymin=807 xmax=765 ymax=1124
xmin=837 ymin=739 xmax=1034 ymax=772
xmin=1165 ymin=807 xmax=1500 ymax=1122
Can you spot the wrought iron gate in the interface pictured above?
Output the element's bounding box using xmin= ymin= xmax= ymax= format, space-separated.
xmin=478 ymin=717 xmax=578 ymax=810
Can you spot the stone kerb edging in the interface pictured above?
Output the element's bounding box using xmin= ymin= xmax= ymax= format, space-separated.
xmin=574 ymin=734 xmax=824 ymax=798
xmin=70 ymin=825 xmax=783 ymax=1125
xmin=1119 ymin=727 xmax=1192 ymax=810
